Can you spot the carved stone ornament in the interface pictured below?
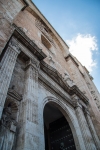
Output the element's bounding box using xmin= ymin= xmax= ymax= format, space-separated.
xmin=9 ymin=37 xmax=21 ymax=53
xmin=91 ymin=91 xmax=98 ymax=100
xmin=86 ymin=82 xmax=93 ymax=90
xmin=26 ymin=59 xmax=40 ymax=71
xmin=8 ymin=86 xmax=22 ymax=101
xmin=71 ymin=94 xmax=81 ymax=108
xmin=49 ymin=55 xmax=55 ymax=64
xmin=0 ymin=99 xmax=18 ymax=150
xmin=1 ymin=106 xmax=17 ymax=132
xmin=35 ymin=19 xmax=55 ymax=45
xmin=63 ymin=72 xmax=75 ymax=87
xmin=83 ymin=107 xmax=90 ymax=115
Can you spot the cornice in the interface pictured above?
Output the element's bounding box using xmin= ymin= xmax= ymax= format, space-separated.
xmin=40 ymin=61 xmax=89 ymax=105
xmin=39 ymin=73 xmax=73 ymax=107
xmin=12 ymin=24 xmax=47 ymax=61
xmin=7 ymin=88 xmax=22 ymax=101
xmin=11 ymin=25 xmax=89 ymax=106
xmin=65 ymin=54 xmax=79 ymax=67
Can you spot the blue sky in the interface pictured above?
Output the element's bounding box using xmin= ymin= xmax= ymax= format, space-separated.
xmin=32 ymin=0 xmax=100 ymax=92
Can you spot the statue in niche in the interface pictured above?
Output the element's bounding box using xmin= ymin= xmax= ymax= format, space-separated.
xmin=63 ymin=72 xmax=75 ymax=87
xmin=0 ymin=101 xmax=17 ymax=150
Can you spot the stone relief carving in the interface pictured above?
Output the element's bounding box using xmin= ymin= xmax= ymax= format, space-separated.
xmin=0 ymin=100 xmax=18 ymax=150
xmin=26 ymin=59 xmax=40 ymax=71
xmin=86 ymin=82 xmax=93 ymax=91
xmin=63 ymin=72 xmax=75 ymax=87
xmin=35 ymin=19 xmax=56 ymax=46
xmin=48 ymin=55 xmax=55 ymax=69
xmin=91 ymin=91 xmax=98 ymax=101
xmin=71 ymin=94 xmax=80 ymax=107
xmin=84 ymin=76 xmax=100 ymax=110
xmin=49 ymin=55 xmax=55 ymax=63
xmin=0 ymin=87 xmax=22 ymax=150
xmin=1 ymin=105 xmax=17 ymax=131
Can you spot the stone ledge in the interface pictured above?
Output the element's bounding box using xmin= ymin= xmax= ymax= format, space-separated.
xmin=12 ymin=24 xmax=47 ymax=61
xmin=40 ymin=61 xmax=89 ymax=105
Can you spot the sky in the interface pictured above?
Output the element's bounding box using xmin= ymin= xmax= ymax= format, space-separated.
xmin=32 ymin=0 xmax=100 ymax=92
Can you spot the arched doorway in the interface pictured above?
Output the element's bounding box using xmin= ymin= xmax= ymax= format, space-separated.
xmin=43 ymin=102 xmax=76 ymax=150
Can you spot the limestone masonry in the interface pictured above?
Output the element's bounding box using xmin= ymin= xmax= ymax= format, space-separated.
xmin=0 ymin=0 xmax=100 ymax=150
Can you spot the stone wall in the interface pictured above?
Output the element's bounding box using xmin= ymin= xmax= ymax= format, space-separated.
xmin=0 ymin=0 xmax=24 ymax=54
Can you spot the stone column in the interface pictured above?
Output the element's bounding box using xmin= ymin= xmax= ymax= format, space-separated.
xmin=16 ymin=59 xmax=40 ymax=150
xmin=84 ymin=109 xmax=100 ymax=150
xmin=0 ymin=37 xmax=20 ymax=119
xmin=72 ymin=95 xmax=96 ymax=150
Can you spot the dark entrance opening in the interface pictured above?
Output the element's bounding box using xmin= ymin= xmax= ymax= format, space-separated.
xmin=43 ymin=103 xmax=76 ymax=150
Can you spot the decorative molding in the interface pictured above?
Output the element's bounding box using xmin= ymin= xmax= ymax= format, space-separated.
xmin=39 ymin=73 xmax=73 ymax=107
xmin=25 ymin=58 xmax=40 ymax=71
xmin=40 ymin=61 xmax=89 ymax=105
xmin=84 ymin=75 xmax=100 ymax=110
xmin=11 ymin=25 xmax=88 ymax=106
xmin=9 ymin=37 xmax=21 ymax=54
xmin=63 ymin=72 xmax=75 ymax=87
xmin=0 ymin=98 xmax=18 ymax=131
xmin=12 ymin=24 xmax=47 ymax=61
xmin=71 ymin=94 xmax=82 ymax=108
xmin=65 ymin=54 xmax=79 ymax=67
xmin=7 ymin=87 xmax=22 ymax=102
xmin=35 ymin=19 xmax=56 ymax=47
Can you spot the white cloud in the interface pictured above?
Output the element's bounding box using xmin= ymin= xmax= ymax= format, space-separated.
xmin=66 ymin=34 xmax=98 ymax=72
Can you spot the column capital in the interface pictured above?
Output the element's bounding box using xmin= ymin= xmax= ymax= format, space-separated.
xmin=9 ymin=37 xmax=21 ymax=54
xmin=71 ymin=94 xmax=82 ymax=108
xmin=25 ymin=58 xmax=40 ymax=71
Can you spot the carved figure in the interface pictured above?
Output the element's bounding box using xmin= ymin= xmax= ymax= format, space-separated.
xmin=49 ymin=55 xmax=55 ymax=68
xmin=0 ymin=102 xmax=17 ymax=150
xmin=63 ymin=73 xmax=75 ymax=87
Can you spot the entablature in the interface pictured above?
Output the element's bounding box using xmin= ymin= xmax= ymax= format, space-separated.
xmin=12 ymin=24 xmax=47 ymax=61
xmin=40 ymin=61 xmax=89 ymax=106
xmin=8 ymin=24 xmax=89 ymax=108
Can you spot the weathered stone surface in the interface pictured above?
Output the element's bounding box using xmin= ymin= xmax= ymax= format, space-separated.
xmin=0 ymin=0 xmax=24 ymax=54
xmin=0 ymin=37 xmax=20 ymax=119
xmin=0 ymin=0 xmax=100 ymax=150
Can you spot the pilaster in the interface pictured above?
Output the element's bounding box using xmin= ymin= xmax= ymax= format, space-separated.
xmin=16 ymin=58 xmax=40 ymax=150
xmin=72 ymin=94 xmax=96 ymax=150
xmin=0 ymin=37 xmax=20 ymax=119
xmin=84 ymin=108 xmax=100 ymax=149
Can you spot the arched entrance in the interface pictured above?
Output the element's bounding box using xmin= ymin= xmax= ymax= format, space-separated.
xmin=43 ymin=102 xmax=76 ymax=150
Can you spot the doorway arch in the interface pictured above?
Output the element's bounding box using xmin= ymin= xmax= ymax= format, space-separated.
xmin=42 ymin=96 xmax=85 ymax=150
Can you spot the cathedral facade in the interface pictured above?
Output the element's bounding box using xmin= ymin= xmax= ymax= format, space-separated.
xmin=0 ymin=0 xmax=100 ymax=150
